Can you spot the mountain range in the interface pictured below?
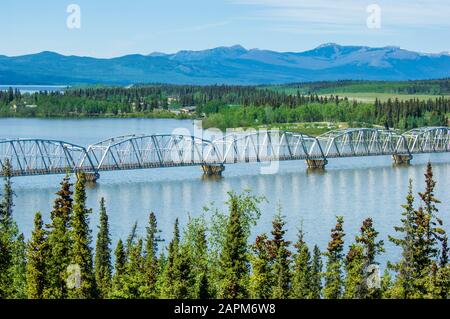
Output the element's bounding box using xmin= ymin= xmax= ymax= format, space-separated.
xmin=1 ymin=43 xmax=450 ymax=85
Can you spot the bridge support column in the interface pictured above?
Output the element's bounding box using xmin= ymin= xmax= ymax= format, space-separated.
xmin=78 ymin=172 xmax=100 ymax=183
xmin=201 ymin=164 xmax=225 ymax=176
xmin=392 ymin=154 xmax=413 ymax=165
xmin=305 ymin=159 xmax=328 ymax=169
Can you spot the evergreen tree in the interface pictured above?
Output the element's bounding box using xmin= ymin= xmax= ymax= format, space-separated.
xmin=122 ymin=238 xmax=145 ymax=298
xmin=0 ymin=160 xmax=17 ymax=298
xmin=183 ymin=216 xmax=210 ymax=299
xmin=324 ymin=216 xmax=345 ymax=299
xmin=429 ymin=262 xmax=450 ymax=299
xmin=142 ymin=212 xmax=162 ymax=298
xmin=94 ymin=198 xmax=112 ymax=298
xmin=291 ymin=230 xmax=311 ymax=299
xmin=356 ymin=218 xmax=384 ymax=266
xmin=380 ymin=269 xmax=393 ymax=299
xmin=26 ymin=212 xmax=47 ymax=299
xmin=390 ymin=164 xmax=446 ymax=298
xmin=388 ymin=180 xmax=415 ymax=298
xmin=126 ymin=222 xmax=138 ymax=257
xmin=249 ymin=234 xmax=273 ymax=299
xmin=44 ymin=175 xmax=73 ymax=299
xmin=343 ymin=244 xmax=365 ymax=299
xmin=10 ymin=233 xmax=27 ymax=298
xmin=0 ymin=159 xmax=14 ymax=230
xmin=111 ymin=239 xmax=126 ymax=298
xmin=354 ymin=218 xmax=384 ymax=298
xmin=161 ymin=219 xmax=183 ymax=298
xmin=172 ymin=241 xmax=195 ymax=299
xmin=218 ymin=193 xmax=260 ymax=299
xmin=269 ymin=213 xmax=291 ymax=299
xmin=310 ymin=245 xmax=323 ymax=299
xmin=68 ymin=173 xmax=96 ymax=298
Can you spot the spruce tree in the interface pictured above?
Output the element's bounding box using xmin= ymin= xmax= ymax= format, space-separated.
xmin=111 ymin=239 xmax=126 ymax=298
xmin=142 ymin=212 xmax=162 ymax=298
xmin=324 ymin=216 xmax=345 ymax=299
xmin=27 ymin=212 xmax=47 ymax=299
xmin=429 ymin=262 xmax=450 ymax=299
xmin=343 ymin=244 xmax=365 ymax=299
xmin=388 ymin=180 xmax=415 ymax=298
xmin=10 ymin=233 xmax=27 ymax=298
xmin=269 ymin=213 xmax=291 ymax=299
xmin=183 ymin=216 xmax=210 ymax=299
xmin=354 ymin=218 xmax=384 ymax=298
xmin=172 ymin=241 xmax=195 ymax=299
xmin=356 ymin=218 xmax=384 ymax=266
xmin=218 ymin=195 xmax=250 ymax=298
xmin=161 ymin=219 xmax=181 ymax=298
xmin=249 ymin=234 xmax=273 ymax=299
xmin=0 ymin=160 xmax=17 ymax=298
xmin=44 ymin=175 xmax=73 ymax=299
xmin=390 ymin=164 xmax=446 ymax=298
xmin=291 ymin=230 xmax=311 ymax=299
xmin=126 ymin=222 xmax=138 ymax=257
xmin=310 ymin=245 xmax=323 ymax=299
xmin=122 ymin=238 xmax=145 ymax=298
xmin=94 ymin=198 xmax=112 ymax=298
xmin=0 ymin=159 xmax=14 ymax=230
xmin=68 ymin=173 xmax=96 ymax=298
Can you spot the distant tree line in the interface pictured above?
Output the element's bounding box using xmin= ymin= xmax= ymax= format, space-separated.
xmin=0 ymin=161 xmax=448 ymax=299
xmin=0 ymin=83 xmax=448 ymax=131
xmin=281 ymin=78 xmax=450 ymax=95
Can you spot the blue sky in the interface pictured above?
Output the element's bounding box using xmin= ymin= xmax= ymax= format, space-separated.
xmin=1 ymin=0 xmax=449 ymax=57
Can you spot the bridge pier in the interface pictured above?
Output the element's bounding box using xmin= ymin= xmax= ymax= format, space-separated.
xmin=77 ymin=172 xmax=100 ymax=183
xmin=392 ymin=154 xmax=413 ymax=165
xmin=201 ymin=164 xmax=225 ymax=176
xmin=305 ymin=159 xmax=328 ymax=169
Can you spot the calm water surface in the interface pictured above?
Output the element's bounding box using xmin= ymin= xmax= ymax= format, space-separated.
xmin=1 ymin=118 xmax=449 ymax=266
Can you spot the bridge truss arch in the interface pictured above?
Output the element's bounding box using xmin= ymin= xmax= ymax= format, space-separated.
xmin=84 ymin=134 xmax=223 ymax=171
xmin=311 ymin=128 xmax=411 ymax=158
xmin=403 ymin=127 xmax=449 ymax=154
xmin=0 ymin=139 xmax=96 ymax=177
xmin=212 ymin=130 xmax=326 ymax=164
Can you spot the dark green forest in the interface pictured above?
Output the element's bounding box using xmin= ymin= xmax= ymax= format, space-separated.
xmin=0 ymin=79 xmax=448 ymax=132
xmin=274 ymin=78 xmax=450 ymax=95
xmin=0 ymin=161 xmax=448 ymax=299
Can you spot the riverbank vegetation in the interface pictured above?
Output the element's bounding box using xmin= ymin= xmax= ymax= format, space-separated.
xmin=0 ymin=161 xmax=448 ymax=299
xmin=1 ymin=79 xmax=448 ymax=132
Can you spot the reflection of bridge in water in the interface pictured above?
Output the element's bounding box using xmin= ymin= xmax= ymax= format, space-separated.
xmin=0 ymin=127 xmax=449 ymax=181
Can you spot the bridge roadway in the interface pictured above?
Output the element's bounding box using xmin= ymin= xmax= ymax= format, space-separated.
xmin=0 ymin=127 xmax=449 ymax=180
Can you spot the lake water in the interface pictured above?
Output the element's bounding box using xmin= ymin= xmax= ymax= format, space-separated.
xmin=1 ymin=118 xmax=449 ymax=266
xmin=0 ymin=85 xmax=67 ymax=94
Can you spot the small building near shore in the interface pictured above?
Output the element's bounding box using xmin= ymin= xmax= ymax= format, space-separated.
xmin=179 ymin=106 xmax=196 ymax=114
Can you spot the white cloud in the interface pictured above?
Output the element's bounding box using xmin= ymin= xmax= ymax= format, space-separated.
xmin=228 ymin=0 xmax=450 ymax=28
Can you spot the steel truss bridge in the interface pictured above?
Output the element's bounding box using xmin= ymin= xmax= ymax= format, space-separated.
xmin=0 ymin=127 xmax=449 ymax=179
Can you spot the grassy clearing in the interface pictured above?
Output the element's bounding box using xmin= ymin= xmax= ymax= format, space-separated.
xmin=228 ymin=122 xmax=353 ymax=136
xmin=328 ymin=92 xmax=450 ymax=102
